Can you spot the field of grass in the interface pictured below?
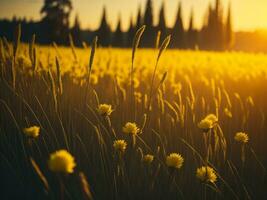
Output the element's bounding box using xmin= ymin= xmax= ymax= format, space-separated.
xmin=1 ymin=33 xmax=267 ymax=199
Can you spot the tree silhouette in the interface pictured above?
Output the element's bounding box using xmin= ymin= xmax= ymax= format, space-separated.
xmin=214 ymin=0 xmax=224 ymax=50
xmin=200 ymin=3 xmax=212 ymax=49
xmin=157 ymin=2 xmax=167 ymax=43
xmin=127 ymin=16 xmax=135 ymax=47
xmin=71 ymin=14 xmax=82 ymax=46
xmin=142 ymin=0 xmax=155 ymax=47
xmin=200 ymin=0 xmax=224 ymax=50
xmin=187 ymin=9 xmax=198 ymax=49
xmin=171 ymin=2 xmax=185 ymax=48
xmin=40 ymin=0 xmax=72 ymax=44
xmin=225 ymin=3 xmax=233 ymax=50
xmin=97 ymin=6 xmax=111 ymax=47
xmin=136 ymin=5 xmax=143 ymax=30
xmin=0 ymin=0 xmax=237 ymax=50
xmin=143 ymin=0 xmax=153 ymax=28
xmin=112 ymin=15 xmax=123 ymax=47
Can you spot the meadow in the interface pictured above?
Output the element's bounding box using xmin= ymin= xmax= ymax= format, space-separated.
xmin=1 ymin=29 xmax=267 ymax=199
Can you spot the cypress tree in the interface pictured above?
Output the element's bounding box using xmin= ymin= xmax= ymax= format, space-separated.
xmin=157 ymin=2 xmax=167 ymax=42
xmin=187 ymin=9 xmax=198 ymax=49
xmin=127 ymin=16 xmax=135 ymax=47
xmin=143 ymin=0 xmax=155 ymax=47
xmin=136 ymin=5 xmax=143 ymax=30
xmin=214 ymin=0 xmax=224 ymax=50
xmin=201 ymin=1 xmax=222 ymax=50
xmin=171 ymin=2 xmax=185 ymax=48
xmin=143 ymin=0 xmax=153 ymax=28
xmin=112 ymin=15 xmax=123 ymax=47
xmin=71 ymin=14 xmax=82 ymax=46
xmin=97 ymin=6 xmax=111 ymax=47
xmin=225 ymin=3 xmax=234 ymax=50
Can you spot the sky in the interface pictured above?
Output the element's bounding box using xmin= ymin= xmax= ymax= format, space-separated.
xmin=1 ymin=0 xmax=267 ymax=32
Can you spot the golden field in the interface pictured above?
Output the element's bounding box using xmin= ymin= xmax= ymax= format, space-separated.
xmin=1 ymin=36 xmax=267 ymax=199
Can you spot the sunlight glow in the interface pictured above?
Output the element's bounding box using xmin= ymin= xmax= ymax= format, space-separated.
xmin=1 ymin=0 xmax=267 ymax=31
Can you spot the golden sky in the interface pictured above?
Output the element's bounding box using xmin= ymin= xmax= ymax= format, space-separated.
xmin=1 ymin=0 xmax=267 ymax=31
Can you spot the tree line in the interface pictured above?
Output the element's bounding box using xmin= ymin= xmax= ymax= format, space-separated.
xmin=0 ymin=0 xmax=233 ymax=50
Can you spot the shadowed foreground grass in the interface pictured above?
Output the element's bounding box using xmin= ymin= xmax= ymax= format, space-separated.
xmin=0 ymin=31 xmax=267 ymax=199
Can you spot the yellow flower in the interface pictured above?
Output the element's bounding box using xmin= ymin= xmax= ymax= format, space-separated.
xmin=234 ymin=132 xmax=249 ymax=143
xmin=143 ymin=154 xmax=154 ymax=164
xmin=98 ymin=104 xmax=113 ymax=116
xmin=198 ymin=119 xmax=213 ymax=131
xmin=90 ymin=74 xmax=98 ymax=85
xmin=113 ymin=140 xmax=127 ymax=153
xmin=122 ymin=122 xmax=140 ymax=135
xmin=48 ymin=150 xmax=76 ymax=174
xmin=198 ymin=114 xmax=218 ymax=131
xmin=166 ymin=153 xmax=184 ymax=169
xmin=196 ymin=166 xmax=217 ymax=183
xmin=23 ymin=126 xmax=40 ymax=138
xmin=133 ymin=78 xmax=140 ymax=89
xmin=127 ymin=78 xmax=140 ymax=89
xmin=17 ymin=54 xmax=31 ymax=67
xmin=205 ymin=114 xmax=218 ymax=124
xmin=134 ymin=92 xmax=142 ymax=103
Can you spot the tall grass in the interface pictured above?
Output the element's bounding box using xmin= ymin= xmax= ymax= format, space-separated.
xmin=0 ymin=28 xmax=267 ymax=200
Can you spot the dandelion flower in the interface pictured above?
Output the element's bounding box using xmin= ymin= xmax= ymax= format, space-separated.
xmin=98 ymin=104 xmax=113 ymax=116
xmin=17 ymin=54 xmax=31 ymax=67
xmin=204 ymin=114 xmax=218 ymax=124
xmin=122 ymin=122 xmax=140 ymax=135
xmin=134 ymin=92 xmax=142 ymax=103
xmin=234 ymin=132 xmax=249 ymax=143
xmin=127 ymin=78 xmax=140 ymax=88
xmin=198 ymin=119 xmax=213 ymax=131
xmin=196 ymin=166 xmax=217 ymax=183
xmin=113 ymin=140 xmax=127 ymax=153
xmin=166 ymin=153 xmax=184 ymax=169
xmin=133 ymin=78 xmax=140 ymax=89
xmin=90 ymin=74 xmax=98 ymax=85
xmin=143 ymin=154 xmax=154 ymax=164
xmin=23 ymin=126 xmax=40 ymax=138
xmin=48 ymin=150 xmax=76 ymax=174
xmin=198 ymin=114 xmax=218 ymax=131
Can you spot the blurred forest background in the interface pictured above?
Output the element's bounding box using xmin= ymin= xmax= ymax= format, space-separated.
xmin=1 ymin=0 xmax=267 ymax=52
